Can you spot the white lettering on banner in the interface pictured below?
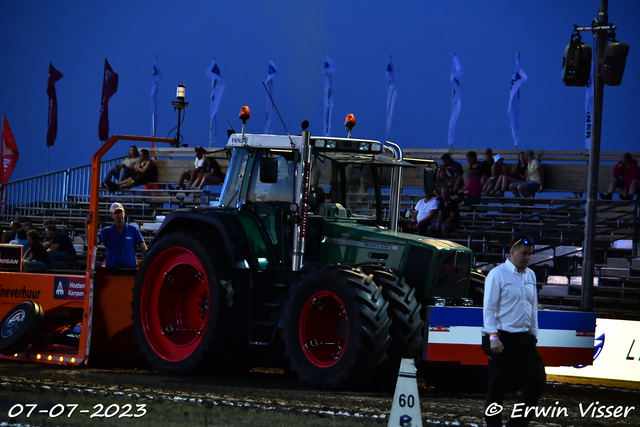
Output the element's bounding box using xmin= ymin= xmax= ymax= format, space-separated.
xmin=0 ymin=258 xmax=19 ymax=264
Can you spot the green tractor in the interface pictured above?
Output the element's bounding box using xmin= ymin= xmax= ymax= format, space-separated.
xmin=131 ymin=110 xmax=477 ymax=388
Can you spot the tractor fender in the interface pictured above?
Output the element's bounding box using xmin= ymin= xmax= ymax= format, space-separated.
xmin=152 ymin=210 xmax=250 ymax=270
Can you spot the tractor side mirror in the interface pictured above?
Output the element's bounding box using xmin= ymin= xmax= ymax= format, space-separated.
xmin=260 ymin=157 xmax=279 ymax=183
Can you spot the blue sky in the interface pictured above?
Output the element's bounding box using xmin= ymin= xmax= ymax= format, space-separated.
xmin=1 ymin=1 xmax=639 ymax=181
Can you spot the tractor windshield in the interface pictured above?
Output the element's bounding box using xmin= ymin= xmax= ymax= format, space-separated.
xmin=220 ymin=148 xmax=250 ymax=207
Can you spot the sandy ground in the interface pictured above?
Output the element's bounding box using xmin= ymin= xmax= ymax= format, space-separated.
xmin=0 ymin=362 xmax=638 ymax=426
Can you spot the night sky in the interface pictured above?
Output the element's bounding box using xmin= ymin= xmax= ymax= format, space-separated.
xmin=1 ymin=1 xmax=639 ymax=181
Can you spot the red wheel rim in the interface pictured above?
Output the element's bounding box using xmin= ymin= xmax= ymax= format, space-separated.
xmin=140 ymin=246 xmax=211 ymax=362
xmin=299 ymin=290 xmax=349 ymax=368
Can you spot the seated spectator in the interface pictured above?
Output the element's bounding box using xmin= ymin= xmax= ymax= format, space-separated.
xmin=409 ymin=189 xmax=439 ymax=236
xmin=484 ymin=154 xmax=509 ymax=194
xmin=428 ymin=187 xmax=459 ymax=238
xmin=101 ymin=145 xmax=140 ymax=189
xmin=599 ymin=153 xmax=640 ymax=200
xmin=494 ymin=151 xmax=527 ymax=196
xmin=46 ymin=224 xmax=77 ymax=269
xmin=1 ymin=219 xmax=21 ymax=243
xmin=435 ymin=168 xmax=451 ymax=194
xmin=24 ymin=221 xmax=34 ymax=232
xmin=480 ymin=148 xmax=494 ymax=186
xmin=441 ymin=153 xmax=464 ymax=193
xmin=42 ymin=218 xmax=56 ymax=248
xmin=192 ymin=155 xmax=226 ymax=190
xmin=107 ymin=149 xmax=157 ymax=191
xmin=461 ymin=168 xmax=482 ymax=206
xmin=173 ymin=146 xmax=207 ymax=190
xmin=9 ymin=228 xmax=30 ymax=253
xmin=510 ymin=149 xmax=543 ymax=197
xmin=23 ymin=230 xmax=49 ymax=272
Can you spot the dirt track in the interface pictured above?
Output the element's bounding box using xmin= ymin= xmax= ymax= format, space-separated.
xmin=0 ymin=362 xmax=639 ymax=426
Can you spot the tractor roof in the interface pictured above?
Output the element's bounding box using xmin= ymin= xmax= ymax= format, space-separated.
xmin=226 ymin=133 xmax=382 ymax=152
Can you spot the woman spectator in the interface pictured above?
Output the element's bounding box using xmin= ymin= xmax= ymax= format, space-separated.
xmin=192 ymin=155 xmax=226 ymax=190
xmin=510 ymin=149 xmax=543 ymax=197
xmin=494 ymin=151 xmax=527 ymax=196
xmin=107 ymin=149 xmax=157 ymax=191
xmin=23 ymin=230 xmax=49 ymax=272
xmin=483 ymin=154 xmax=509 ymax=194
xmin=101 ymin=145 xmax=140 ymax=189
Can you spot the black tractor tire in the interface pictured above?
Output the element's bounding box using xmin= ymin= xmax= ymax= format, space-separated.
xmin=132 ymin=232 xmax=222 ymax=374
xmin=0 ymin=301 xmax=44 ymax=355
xmin=283 ymin=265 xmax=391 ymax=388
xmin=359 ymin=264 xmax=424 ymax=360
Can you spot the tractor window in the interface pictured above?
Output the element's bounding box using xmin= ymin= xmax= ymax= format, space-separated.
xmin=220 ymin=149 xmax=249 ymax=207
xmin=345 ymin=164 xmax=376 ymax=218
xmin=247 ymin=151 xmax=297 ymax=203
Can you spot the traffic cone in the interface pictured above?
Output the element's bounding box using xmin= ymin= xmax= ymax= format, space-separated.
xmin=388 ymin=358 xmax=422 ymax=427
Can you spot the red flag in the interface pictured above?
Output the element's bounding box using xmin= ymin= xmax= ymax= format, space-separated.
xmin=1 ymin=116 xmax=19 ymax=184
xmin=1 ymin=116 xmax=19 ymax=214
xmin=47 ymin=63 xmax=64 ymax=147
xmin=98 ymin=59 xmax=119 ymax=141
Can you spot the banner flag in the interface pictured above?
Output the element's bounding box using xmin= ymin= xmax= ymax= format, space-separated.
xmin=46 ymin=63 xmax=64 ymax=147
xmin=386 ymin=57 xmax=397 ymax=142
xmin=323 ymin=55 xmax=337 ymax=136
xmin=448 ymin=54 xmax=463 ymax=147
xmin=1 ymin=115 xmax=19 ymax=214
xmin=1 ymin=115 xmax=19 ymax=184
xmin=206 ymin=59 xmax=226 ymax=144
xmin=264 ymin=60 xmax=278 ymax=134
xmin=507 ymin=52 xmax=528 ymax=148
xmin=585 ymin=59 xmax=594 ymax=150
xmin=98 ymin=59 xmax=119 ymax=141
xmin=150 ymin=59 xmax=162 ymax=137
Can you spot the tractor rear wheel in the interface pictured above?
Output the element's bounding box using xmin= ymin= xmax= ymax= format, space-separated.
xmin=132 ymin=232 xmax=220 ymax=373
xmin=283 ymin=265 xmax=391 ymax=388
xmin=0 ymin=301 xmax=44 ymax=355
xmin=359 ymin=264 xmax=424 ymax=359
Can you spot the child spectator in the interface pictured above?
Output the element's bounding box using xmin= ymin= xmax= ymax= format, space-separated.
xmin=23 ymin=230 xmax=49 ymax=272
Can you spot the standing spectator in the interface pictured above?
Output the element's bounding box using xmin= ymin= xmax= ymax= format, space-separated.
xmin=409 ymin=189 xmax=439 ymax=236
xmin=84 ymin=202 xmax=147 ymax=268
xmin=22 ymin=230 xmax=50 ymax=272
xmin=482 ymin=235 xmax=545 ymax=427
xmin=599 ymin=153 xmax=640 ymax=200
xmin=441 ymin=153 xmax=464 ymax=194
xmin=510 ymin=149 xmax=543 ymax=197
xmin=9 ymin=228 xmax=30 ymax=253
xmin=101 ymin=145 xmax=140 ymax=189
xmin=427 ymin=187 xmax=459 ymax=238
xmin=192 ymin=155 xmax=226 ymax=190
xmin=46 ymin=224 xmax=77 ymax=269
xmin=173 ymin=146 xmax=207 ymax=190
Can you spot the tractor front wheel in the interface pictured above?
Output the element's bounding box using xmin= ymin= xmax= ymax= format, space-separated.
xmin=0 ymin=301 xmax=44 ymax=355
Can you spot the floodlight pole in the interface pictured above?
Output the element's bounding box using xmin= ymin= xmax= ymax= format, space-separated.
xmin=581 ymin=0 xmax=608 ymax=312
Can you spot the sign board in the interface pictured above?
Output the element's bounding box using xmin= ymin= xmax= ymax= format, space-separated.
xmin=0 ymin=244 xmax=22 ymax=271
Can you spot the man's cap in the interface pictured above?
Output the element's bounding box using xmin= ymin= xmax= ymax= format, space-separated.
xmin=493 ymin=154 xmax=503 ymax=162
xmin=195 ymin=146 xmax=206 ymax=153
xmin=110 ymin=202 xmax=125 ymax=213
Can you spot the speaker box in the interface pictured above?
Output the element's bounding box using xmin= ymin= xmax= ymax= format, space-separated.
xmin=562 ymin=41 xmax=592 ymax=87
xmin=599 ymin=42 xmax=629 ymax=86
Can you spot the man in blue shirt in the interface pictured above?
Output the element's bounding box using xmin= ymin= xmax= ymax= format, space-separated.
xmin=85 ymin=202 xmax=147 ymax=268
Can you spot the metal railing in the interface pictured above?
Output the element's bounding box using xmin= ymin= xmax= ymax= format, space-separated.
xmin=0 ymin=156 xmax=125 ymax=221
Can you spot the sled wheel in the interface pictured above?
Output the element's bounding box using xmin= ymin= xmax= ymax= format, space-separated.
xmin=0 ymin=301 xmax=44 ymax=355
xmin=359 ymin=264 xmax=424 ymax=359
xmin=283 ymin=265 xmax=391 ymax=388
xmin=133 ymin=232 xmax=220 ymax=373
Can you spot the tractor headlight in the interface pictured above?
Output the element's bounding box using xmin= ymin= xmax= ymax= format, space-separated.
xmin=358 ymin=142 xmax=370 ymax=151
xmin=314 ymin=140 xmax=325 ymax=148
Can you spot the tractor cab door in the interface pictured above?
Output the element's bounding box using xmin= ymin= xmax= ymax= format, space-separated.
xmin=245 ymin=149 xmax=298 ymax=267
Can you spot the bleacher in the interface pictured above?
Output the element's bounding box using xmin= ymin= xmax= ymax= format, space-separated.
xmin=1 ymin=147 xmax=638 ymax=320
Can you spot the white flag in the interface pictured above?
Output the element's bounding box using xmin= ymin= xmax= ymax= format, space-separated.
xmin=205 ymin=60 xmax=226 ymax=144
xmin=448 ymin=54 xmax=463 ymax=147
xmin=585 ymin=59 xmax=594 ymax=150
xmin=386 ymin=57 xmax=397 ymax=142
xmin=507 ymin=53 xmax=528 ymax=148
xmin=264 ymin=60 xmax=278 ymax=134
xmin=150 ymin=60 xmax=162 ymax=136
xmin=323 ymin=55 xmax=337 ymax=137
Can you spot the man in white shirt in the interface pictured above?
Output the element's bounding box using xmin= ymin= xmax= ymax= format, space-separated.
xmin=482 ymin=235 xmax=545 ymax=427
xmin=409 ymin=190 xmax=439 ymax=236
